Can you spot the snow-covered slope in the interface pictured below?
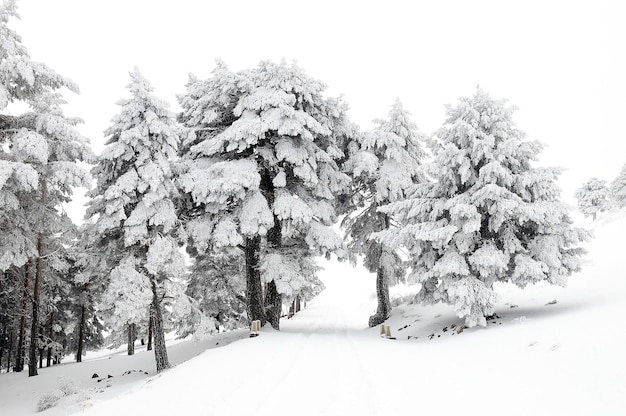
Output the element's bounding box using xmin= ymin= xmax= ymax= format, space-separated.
xmin=2 ymin=214 xmax=625 ymax=415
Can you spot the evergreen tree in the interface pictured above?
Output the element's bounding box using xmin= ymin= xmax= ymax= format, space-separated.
xmin=86 ymin=69 xmax=182 ymax=373
xmin=180 ymin=248 xmax=247 ymax=337
xmin=1 ymin=1 xmax=92 ymax=375
xmin=610 ymin=163 xmax=626 ymax=208
xmin=343 ymin=99 xmax=427 ymax=327
xmin=377 ymin=89 xmax=587 ymax=327
xmin=575 ymin=178 xmax=609 ymax=220
xmin=178 ymin=60 xmax=352 ymax=329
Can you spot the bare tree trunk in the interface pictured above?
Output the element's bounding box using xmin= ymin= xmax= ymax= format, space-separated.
xmin=295 ymin=295 xmax=301 ymax=313
xmin=245 ymin=236 xmax=265 ymax=326
xmin=368 ymin=251 xmax=392 ymax=327
xmin=147 ymin=314 xmax=153 ymax=351
xmin=28 ymin=235 xmax=44 ymax=377
xmin=16 ymin=262 xmax=30 ymax=372
xmin=150 ymin=277 xmax=170 ymax=373
xmin=76 ymin=304 xmax=86 ymax=362
xmin=262 ymin=170 xmax=282 ymax=330
xmin=127 ymin=323 xmax=136 ymax=356
xmin=6 ymin=329 xmax=13 ymax=373
xmin=29 ymin=179 xmax=47 ymax=377
xmin=46 ymin=311 xmax=54 ymax=367
xmin=265 ymin=281 xmax=282 ymax=329
xmin=38 ymin=325 xmax=44 ymax=369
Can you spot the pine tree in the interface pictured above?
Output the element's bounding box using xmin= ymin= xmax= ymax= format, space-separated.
xmin=343 ymin=99 xmax=427 ymax=327
xmin=179 ymin=248 xmax=247 ymax=337
xmin=610 ymin=163 xmax=626 ymax=208
xmin=87 ymin=69 xmax=182 ymax=373
xmin=377 ymin=89 xmax=588 ymax=327
xmin=575 ymin=178 xmax=609 ymax=220
xmin=1 ymin=1 xmax=92 ymax=375
xmin=178 ymin=60 xmax=352 ymax=329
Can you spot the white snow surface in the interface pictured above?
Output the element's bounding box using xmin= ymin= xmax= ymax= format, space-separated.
xmin=2 ymin=214 xmax=626 ymax=415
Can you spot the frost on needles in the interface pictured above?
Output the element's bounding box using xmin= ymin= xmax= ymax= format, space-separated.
xmin=376 ymin=89 xmax=588 ymax=327
xmin=178 ymin=60 xmax=353 ymax=330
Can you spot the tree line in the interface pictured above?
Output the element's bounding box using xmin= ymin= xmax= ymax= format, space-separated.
xmin=0 ymin=0 xmax=587 ymax=375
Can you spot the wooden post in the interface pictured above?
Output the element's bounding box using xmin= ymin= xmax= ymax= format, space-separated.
xmin=379 ymin=325 xmax=386 ymax=336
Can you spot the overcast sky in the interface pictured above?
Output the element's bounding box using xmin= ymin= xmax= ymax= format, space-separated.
xmin=9 ymin=0 xmax=626 ymax=221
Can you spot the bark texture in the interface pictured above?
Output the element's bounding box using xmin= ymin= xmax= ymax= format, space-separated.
xmin=46 ymin=311 xmax=54 ymax=367
xmin=245 ymin=236 xmax=265 ymax=326
xmin=262 ymin=169 xmax=282 ymax=330
xmin=15 ymin=262 xmax=30 ymax=372
xmin=147 ymin=314 xmax=153 ymax=351
xmin=150 ymin=277 xmax=170 ymax=373
xmin=127 ymin=323 xmax=136 ymax=356
xmin=28 ymin=233 xmax=44 ymax=377
xmin=76 ymin=304 xmax=86 ymax=363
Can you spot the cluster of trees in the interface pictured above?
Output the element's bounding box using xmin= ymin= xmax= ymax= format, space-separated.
xmin=575 ymin=167 xmax=626 ymax=220
xmin=0 ymin=0 xmax=587 ymax=375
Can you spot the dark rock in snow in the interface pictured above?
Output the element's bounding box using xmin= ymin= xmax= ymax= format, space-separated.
xmin=91 ymin=373 xmax=99 ymax=379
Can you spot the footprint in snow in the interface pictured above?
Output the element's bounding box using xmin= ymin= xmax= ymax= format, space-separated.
xmin=529 ymin=341 xmax=538 ymax=347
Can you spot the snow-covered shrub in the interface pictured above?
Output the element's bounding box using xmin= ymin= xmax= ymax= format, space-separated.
xmin=37 ymin=390 xmax=64 ymax=412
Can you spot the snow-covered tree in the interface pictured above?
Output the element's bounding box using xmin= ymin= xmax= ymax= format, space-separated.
xmin=610 ymin=163 xmax=626 ymax=209
xmin=178 ymin=60 xmax=352 ymax=329
xmin=377 ymin=88 xmax=588 ymax=327
xmin=180 ymin=248 xmax=247 ymax=337
xmin=575 ymin=178 xmax=609 ymax=220
xmin=86 ymin=69 xmax=182 ymax=373
xmin=343 ymin=99 xmax=427 ymax=327
xmin=1 ymin=1 xmax=92 ymax=376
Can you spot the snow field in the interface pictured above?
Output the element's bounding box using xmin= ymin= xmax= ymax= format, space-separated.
xmin=1 ymin=214 xmax=625 ymax=415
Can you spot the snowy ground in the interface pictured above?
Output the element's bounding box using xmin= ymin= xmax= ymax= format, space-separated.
xmin=1 ymin=213 xmax=626 ymax=415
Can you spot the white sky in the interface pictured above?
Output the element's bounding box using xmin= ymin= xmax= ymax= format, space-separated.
xmin=9 ymin=0 xmax=626 ymax=221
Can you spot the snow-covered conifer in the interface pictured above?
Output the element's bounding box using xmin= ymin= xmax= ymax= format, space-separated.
xmin=87 ymin=69 xmax=182 ymax=372
xmin=377 ymin=89 xmax=587 ymax=327
xmin=575 ymin=178 xmax=609 ymax=220
xmin=178 ymin=60 xmax=352 ymax=329
xmin=1 ymin=1 xmax=92 ymax=376
xmin=610 ymin=163 xmax=626 ymax=209
xmin=343 ymin=99 xmax=427 ymax=327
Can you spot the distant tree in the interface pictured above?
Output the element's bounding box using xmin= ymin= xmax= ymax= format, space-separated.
xmin=86 ymin=69 xmax=183 ymax=373
xmin=178 ymin=60 xmax=352 ymax=329
xmin=377 ymin=89 xmax=588 ymax=327
xmin=575 ymin=178 xmax=609 ymax=220
xmin=610 ymin=163 xmax=626 ymax=208
xmin=343 ymin=99 xmax=427 ymax=327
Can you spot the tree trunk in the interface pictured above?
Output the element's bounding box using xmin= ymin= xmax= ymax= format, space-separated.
xmin=245 ymin=236 xmax=265 ymax=326
xmin=29 ymin=179 xmax=47 ymax=377
xmin=16 ymin=262 xmax=30 ymax=372
xmin=6 ymin=329 xmax=13 ymax=373
xmin=147 ymin=314 xmax=153 ymax=351
xmin=295 ymin=295 xmax=301 ymax=313
xmin=46 ymin=311 xmax=54 ymax=367
xmin=76 ymin=304 xmax=86 ymax=363
xmin=28 ymin=234 xmax=44 ymax=377
xmin=38 ymin=325 xmax=44 ymax=369
xmin=368 ymin=263 xmax=391 ymax=327
xmin=127 ymin=323 xmax=136 ymax=356
xmin=150 ymin=277 xmax=170 ymax=373
xmin=265 ymin=281 xmax=282 ymax=329
xmin=262 ymin=169 xmax=282 ymax=330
